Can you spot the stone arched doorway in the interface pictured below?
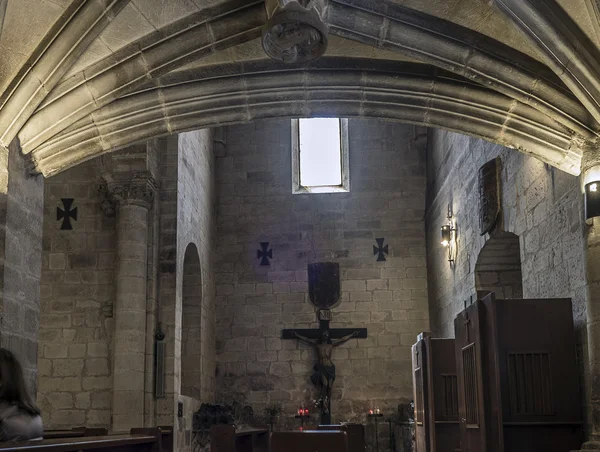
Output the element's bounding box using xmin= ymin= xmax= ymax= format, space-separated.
xmin=475 ymin=232 xmax=523 ymax=299
xmin=181 ymin=243 xmax=202 ymax=399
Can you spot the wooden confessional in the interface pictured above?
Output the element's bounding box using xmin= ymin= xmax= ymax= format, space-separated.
xmin=454 ymin=294 xmax=583 ymax=452
xmin=412 ymin=332 xmax=460 ymax=452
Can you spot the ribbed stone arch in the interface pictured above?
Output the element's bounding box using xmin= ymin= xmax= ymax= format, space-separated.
xmin=27 ymin=59 xmax=584 ymax=177
xmin=16 ymin=0 xmax=266 ymax=154
xmin=14 ymin=0 xmax=598 ymax=164
xmin=0 ymin=0 xmax=130 ymax=149
xmin=0 ymin=0 xmax=7 ymax=42
xmin=493 ymin=0 xmax=600 ymax=125
xmin=326 ymin=0 xmax=598 ymax=137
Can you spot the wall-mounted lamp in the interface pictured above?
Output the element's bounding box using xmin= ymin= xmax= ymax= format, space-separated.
xmin=441 ymin=225 xmax=452 ymax=247
xmin=585 ymin=181 xmax=600 ymax=222
xmin=441 ymin=205 xmax=456 ymax=263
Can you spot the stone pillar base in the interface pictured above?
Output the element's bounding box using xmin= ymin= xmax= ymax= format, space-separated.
xmin=575 ymin=441 xmax=600 ymax=450
xmin=574 ymin=433 xmax=600 ymax=450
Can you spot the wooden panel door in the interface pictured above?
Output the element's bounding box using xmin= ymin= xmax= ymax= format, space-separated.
xmin=455 ymin=301 xmax=486 ymax=452
xmin=492 ymin=298 xmax=583 ymax=451
xmin=430 ymin=339 xmax=461 ymax=452
xmin=412 ymin=338 xmax=429 ymax=452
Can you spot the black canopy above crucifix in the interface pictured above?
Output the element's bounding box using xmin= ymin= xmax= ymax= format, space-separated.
xmin=282 ymin=262 xmax=367 ymax=340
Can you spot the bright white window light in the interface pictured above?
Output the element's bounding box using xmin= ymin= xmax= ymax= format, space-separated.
xmin=299 ymin=118 xmax=342 ymax=187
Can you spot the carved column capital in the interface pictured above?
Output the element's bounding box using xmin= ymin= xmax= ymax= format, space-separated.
xmin=262 ymin=0 xmax=328 ymax=64
xmin=98 ymin=172 xmax=158 ymax=211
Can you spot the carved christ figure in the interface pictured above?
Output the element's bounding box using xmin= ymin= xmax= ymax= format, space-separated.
xmin=293 ymin=329 xmax=359 ymax=412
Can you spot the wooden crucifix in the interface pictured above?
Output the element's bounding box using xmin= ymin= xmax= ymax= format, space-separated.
xmin=282 ymin=263 xmax=367 ymax=425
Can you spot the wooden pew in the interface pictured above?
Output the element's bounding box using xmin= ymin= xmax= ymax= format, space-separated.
xmin=316 ymin=425 xmax=365 ymax=452
xmin=0 ymin=428 xmax=162 ymax=451
xmin=43 ymin=428 xmax=108 ymax=439
xmin=270 ymin=430 xmax=348 ymax=452
xmin=42 ymin=427 xmax=171 ymax=451
xmin=156 ymin=426 xmax=173 ymax=452
xmin=210 ymin=425 xmax=268 ymax=452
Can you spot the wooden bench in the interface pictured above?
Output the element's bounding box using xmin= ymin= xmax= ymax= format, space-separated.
xmin=0 ymin=428 xmax=166 ymax=451
xmin=270 ymin=430 xmax=348 ymax=452
xmin=42 ymin=426 xmax=172 ymax=449
xmin=155 ymin=426 xmax=173 ymax=452
xmin=210 ymin=425 xmax=268 ymax=452
xmin=43 ymin=428 xmax=108 ymax=439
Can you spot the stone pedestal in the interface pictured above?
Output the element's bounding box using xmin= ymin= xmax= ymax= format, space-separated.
xmin=104 ymin=173 xmax=156 ymax=431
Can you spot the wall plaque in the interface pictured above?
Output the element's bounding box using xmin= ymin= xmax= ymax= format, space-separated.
xmin=478 ymin=158 xmax=501 ymax=236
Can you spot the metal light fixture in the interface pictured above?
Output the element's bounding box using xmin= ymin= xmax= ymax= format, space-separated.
xmin=441 ymin=205 xmax=456 ymax=263
xmin=441 ymin=225 xmax=452 ymax=247
xmin=585 ymin=181 xmax=600 ymax=222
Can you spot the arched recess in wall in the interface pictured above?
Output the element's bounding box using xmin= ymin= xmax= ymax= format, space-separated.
xmin=475 ymin=232 xmax=523 ymax=299
xmin=181 ymin=243 xmax=202 ymax=399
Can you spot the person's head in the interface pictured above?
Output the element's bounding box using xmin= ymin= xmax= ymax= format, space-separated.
xmin=320 ymin=330 xmax=331 ymax=344
xmin=0 ymin=348 xmax=40 ymax=415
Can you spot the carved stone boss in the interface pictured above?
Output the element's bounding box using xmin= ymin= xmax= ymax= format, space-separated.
xmin=262 ymin=0 xmax=329 ymax=64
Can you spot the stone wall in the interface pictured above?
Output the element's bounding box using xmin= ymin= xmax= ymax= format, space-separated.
xmin=214 ymin=119 xmax=429 ymax=426
xmin=177 ymin=129 xmax=217 ymax=403
xmin=425 ymin=128 xmax=587 ymax=410
xmin=474 ymin=231 xmax=523 ymax=299
xmin=37 ymin=132 xmax=217 ymax=436
xmin=155 ymin=135 xmax=180 ymax=428
xmin=426 ymin=128 xmax=586 ymax=335
xmin=38 ymin=157 xmax=115 ymax=428
xmin=175 ymin=130 xmax=217 ymax=452
xmin=2 ymin=141 xmax=44 ymax=396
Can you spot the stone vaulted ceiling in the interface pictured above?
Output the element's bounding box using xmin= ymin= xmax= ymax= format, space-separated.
xmin=0 ymin=0 xmax=600 ymax=177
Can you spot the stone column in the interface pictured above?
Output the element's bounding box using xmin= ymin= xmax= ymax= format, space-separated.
xmin=582 ymin=147 xmax=600 ymax=445
xmin=104 ymin=173 xmax=156 ymax=432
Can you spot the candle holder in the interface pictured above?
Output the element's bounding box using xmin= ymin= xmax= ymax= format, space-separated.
xmin=368 ymin=410 xmax=384 ymax=452
xmin=295 ymin=409 xmax=311 ymax=429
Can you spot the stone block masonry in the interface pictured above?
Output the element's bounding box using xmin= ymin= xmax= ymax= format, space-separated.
xmin=426 ymin=129 xmax=586 ymax=337
xmin=425 ymin=128 xmax=588 ymax=425
xmin=215 ymin=119 xmax=429 ymax=423
xmin=37 ymin=132 xmax=218 ymax=439
xmin=151 ymin=131 xmax=217 ymax=452
xmin=177 ymin=129 xmax=217 ymax=406
xmin=1 ymin=141 xmax=44 ymax=397
xmin=38 ymin=156 xmax=117 ymax=429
